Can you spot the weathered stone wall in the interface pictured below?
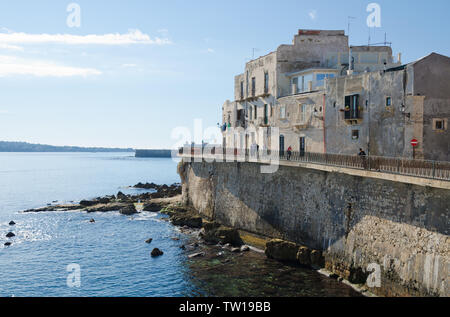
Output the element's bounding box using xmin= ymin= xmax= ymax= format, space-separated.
xmin=180 ymin=161 xmax=449 ymax=297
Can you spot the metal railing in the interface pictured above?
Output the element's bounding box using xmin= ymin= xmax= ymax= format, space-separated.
xmin=178 ymin=147 xmax=450 ymax=181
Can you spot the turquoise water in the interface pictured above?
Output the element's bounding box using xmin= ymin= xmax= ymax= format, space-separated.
xmin=0 ymin=152 xmax=197 ymax=297
xmin=0 ymin=152 xmax=360 ymax=297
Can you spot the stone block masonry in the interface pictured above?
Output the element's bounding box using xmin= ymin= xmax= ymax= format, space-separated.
xmin=178 ymin=161 xmax=449 ymax=297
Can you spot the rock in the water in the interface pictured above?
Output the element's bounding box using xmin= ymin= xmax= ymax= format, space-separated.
xmin=151 ymin=248 xmax=164 ymax=257
xmin=6 ymin=232 xmax=15 ymax=238
xmin=4 ymin=242 xmax=12 ymax=247
xmin=240 ymin=245 xmax=250 ymax=252
xmin=119 ymin=204 xmax=137 ymax=215
xmin=170 ymin=214 xmax=202 ymax=228
xmin=143 ymin=203 xmax=163 ymax=212
xmin=329 ymin=273 xmax=340 ymax=280
xmin=222 ymin=243 xmax=232 ymax=250
xmin=85 ymin=203 xmax=127 ymax=213
xmin=188 ymin=252 xmax=205 ymax=259
xmin=265 ymin=239 xmax=299 ymax=262
xmin=202 ymin=224 xmax=243 ymax=246
xmin=231 ymin=247 xmax=241 ymax=253
xmin=145 ymin=238 xmax=153 ymax=244
xmin=79 ymin=199 xmax=98 ymax=207
xmin=89 ymin=219 xmax=96 ymax=223
xmin=97 ymin=197 xmax=111 ymax=204
xmin=296 ymin=246 xmax=311 ymax=266
xmin=9 ymin=221 xmax=16 ymax=226
xmin=310 ymin=250 xmax=325 ymax=268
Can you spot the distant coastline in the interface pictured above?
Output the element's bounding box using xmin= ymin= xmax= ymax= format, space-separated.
xmin=0 ymin=141 xmax=134 ymax=153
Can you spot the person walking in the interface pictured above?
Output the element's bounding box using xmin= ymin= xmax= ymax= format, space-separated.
xmin=358 ymin=148 xmax=368 ymax=169
xmin=287 ymin=146 xmax=293 ymax=161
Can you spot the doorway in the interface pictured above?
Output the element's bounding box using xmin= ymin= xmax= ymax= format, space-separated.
xmin=280 ymin=135 xmax=285 ymax=156
xmin=299 ymin=137 xmax=305 ymax=157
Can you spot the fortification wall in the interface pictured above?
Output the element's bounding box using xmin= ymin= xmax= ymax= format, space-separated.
xmin=179 ymin=161 xmax=449 ymax=297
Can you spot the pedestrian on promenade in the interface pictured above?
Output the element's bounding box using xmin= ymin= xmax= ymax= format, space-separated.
xmin=359 ymin=148 xmax=368 ymax=169
xmin=287 ymin=146 xmax=293 ymax=160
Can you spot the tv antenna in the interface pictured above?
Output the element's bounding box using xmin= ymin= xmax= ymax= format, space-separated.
xmin=251 ymin=48 xmax=261 ymax=60
xmin=347 ymin=16 xmax=356 ymax=37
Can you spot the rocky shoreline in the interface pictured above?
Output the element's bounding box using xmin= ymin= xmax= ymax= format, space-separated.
xmin=9 ymin=182 xmax=368 ymax=296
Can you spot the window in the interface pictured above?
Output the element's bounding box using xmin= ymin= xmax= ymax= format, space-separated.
xmin=303 ymin=74 xmax=313 ymax=91
xmin=316 ymin=73 xmax=335 ymax=81
xmin=254 ymin=105 xmax=257 ymax=119
xmin=386 ymin=97 xmax=392 ymax=107
xmin=240 ymin=81 xmax=244 ymax=99
xmin=300 ymin=104 xmax=307 ymax=122
xmin=433 ymin=119 xmax=447 ymax=131
xmin=264 ymin=104 xmax=269 ymax=125
xmin=280 ymin=106 xmax=286 ymax=119
xmin=264 ymin=72 xmax=269 ymax=94
xmin=352 ymin=130 xmax=359 ymax=140
xmin=251 ymin=77 xmax=256 ymax=97
xmin=345 ymin=94 xmax=360 ymax=120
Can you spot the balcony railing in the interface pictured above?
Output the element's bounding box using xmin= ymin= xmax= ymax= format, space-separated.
xmin=178 ymin=147 xmax=450 ymax=181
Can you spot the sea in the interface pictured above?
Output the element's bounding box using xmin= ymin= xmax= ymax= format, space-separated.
xmin=0 ymin=152 xmax=360 ymax=297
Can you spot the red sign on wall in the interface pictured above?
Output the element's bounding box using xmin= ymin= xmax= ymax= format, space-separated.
xmin=411 ymin=139 xmax=419 ymax=147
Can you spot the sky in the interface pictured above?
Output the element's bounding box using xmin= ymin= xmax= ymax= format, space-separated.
xmin=0 ymin=0 xmax=449 ymax=149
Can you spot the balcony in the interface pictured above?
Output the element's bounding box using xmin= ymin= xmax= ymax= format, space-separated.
xmin=256 ymin=117 xmax=270 ymax=127
xmin=292 ymin=117 xmax=309 ymax=130
xmin=343 ymin=94 xmax=363 ymax=124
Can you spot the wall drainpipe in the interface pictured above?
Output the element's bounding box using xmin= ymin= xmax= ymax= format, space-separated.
xmin=323 ymin=93 xmax=327 ymax=154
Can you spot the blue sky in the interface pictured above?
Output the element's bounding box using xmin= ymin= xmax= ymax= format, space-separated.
xmin=0 ymin=0 xmax=449 ymax=149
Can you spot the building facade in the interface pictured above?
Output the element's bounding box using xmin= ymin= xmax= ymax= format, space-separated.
xmin=222 ymin=30 xmax=450 ymax=161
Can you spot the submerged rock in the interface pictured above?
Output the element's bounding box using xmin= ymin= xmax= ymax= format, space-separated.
xmin=151 ymin=248 xmax=164 ymax=257
xmin=145 ymin=238 xmax=153 ymax=244
xmin=6 ymin=232 xmax=15 ymax=238
xmin=9 ymin=221 xmax=16 ymax=226
xmin=4 ymin=242 xmax=12 ymax=247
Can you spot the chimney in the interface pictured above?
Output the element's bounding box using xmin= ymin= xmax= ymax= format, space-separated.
xmin=397 ymin=52 xmax=402 ymax=64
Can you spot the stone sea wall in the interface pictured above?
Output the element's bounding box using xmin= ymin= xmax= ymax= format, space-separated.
xmin=178 ymin=161 xmax=449 ymax=297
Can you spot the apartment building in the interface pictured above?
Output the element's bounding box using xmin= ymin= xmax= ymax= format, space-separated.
xmin=222 ymin=30 xmax=450 ymax=161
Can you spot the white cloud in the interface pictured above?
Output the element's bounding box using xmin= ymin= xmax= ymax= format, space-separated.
xmin=122 ymin=63 xmax=137 ymax=68
xmin=207 ymin=48 xmax=215 ymax=53
xmin=0 ymin=55 xmax=102 ymax=77
xmin=0 ymin=43 xmax=23 ymax=51
xmin=0 ymin=29 xmax=172 ymax=46
xmin=309 ymin=10 xmax=317 ymax=20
